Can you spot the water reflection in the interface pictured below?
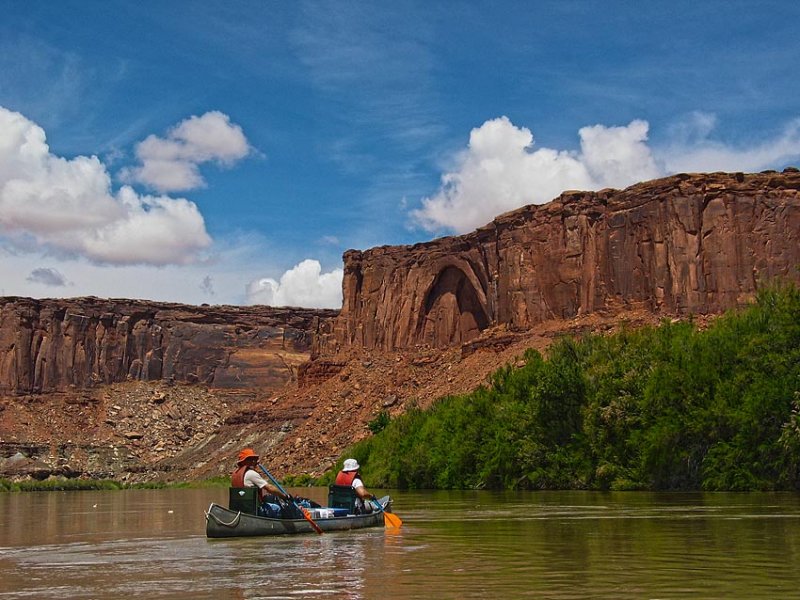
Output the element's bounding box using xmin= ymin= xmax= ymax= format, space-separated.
xmin=1 ymin=489 xmax=800 ymax=598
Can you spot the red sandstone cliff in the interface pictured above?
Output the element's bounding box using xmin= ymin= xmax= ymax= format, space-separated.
xmin=0 ymin=297 xmax=335 ymax=395
xmin=325 ymin=169 xmax=800 ymax=351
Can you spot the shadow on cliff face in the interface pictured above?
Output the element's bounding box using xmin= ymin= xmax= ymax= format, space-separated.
xmin=421 ymin=266 xmax=489 ymax=347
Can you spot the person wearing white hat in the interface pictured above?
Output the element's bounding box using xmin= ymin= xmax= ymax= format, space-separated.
xmin=334 ymin=458 xmax=376 ymax=514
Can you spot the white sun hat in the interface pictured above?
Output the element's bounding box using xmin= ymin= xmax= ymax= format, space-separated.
xmin=343 ymin=458 xmax=360 ymax=472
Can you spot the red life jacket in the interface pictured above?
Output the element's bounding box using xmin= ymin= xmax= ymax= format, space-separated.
xmin=231 ymin=465 xmax=267 ymax=502
xmin=335 ymin=470 xmax=359 ymax=487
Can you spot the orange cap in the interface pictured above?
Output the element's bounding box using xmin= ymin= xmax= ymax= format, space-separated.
xmin=237 ymin=448 xmax=259 ymax=465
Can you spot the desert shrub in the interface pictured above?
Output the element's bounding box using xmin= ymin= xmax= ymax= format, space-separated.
xmin=368 ymin=411 xmax=391 ymax=434
xmin=343 ymin=283 xmax=800 ymax=492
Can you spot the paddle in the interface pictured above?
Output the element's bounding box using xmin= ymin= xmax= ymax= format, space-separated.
xmin=371 ymin=495 xmax=403 ymax=528
xmin=258 ymin=463 xmax=324 ymax=535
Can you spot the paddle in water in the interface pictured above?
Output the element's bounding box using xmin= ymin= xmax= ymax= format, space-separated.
xmin=371 ymin=496 xmax=403 ymax=528
xmin=383 ymin=510 xmax=402 ymax=528
xmin=258 ymin=463 xmax=324 ymax=535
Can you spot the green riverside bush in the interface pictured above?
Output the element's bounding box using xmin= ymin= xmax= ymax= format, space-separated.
xmin=344 ymin=283 xmax=800 ymax=491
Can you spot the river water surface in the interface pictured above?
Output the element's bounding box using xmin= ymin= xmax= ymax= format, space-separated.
xmin=1 ymin=488 xmax=799 ymax=599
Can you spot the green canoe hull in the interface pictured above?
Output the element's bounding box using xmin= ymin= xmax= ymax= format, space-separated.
xmin=205 ymin=501 xmax=389 ymax=538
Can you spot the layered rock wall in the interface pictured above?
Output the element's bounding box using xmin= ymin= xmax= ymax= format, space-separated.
xmin=0 ymin=297 xmax=336 ymax=394
xmin=327 ymin=170 xmax=800 ymax=351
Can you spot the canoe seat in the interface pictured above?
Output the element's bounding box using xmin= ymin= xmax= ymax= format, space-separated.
xmin=229 ymin=487 xmax=258 ymax=515
xmin=328 ymin=484 xmax=358 ymax=513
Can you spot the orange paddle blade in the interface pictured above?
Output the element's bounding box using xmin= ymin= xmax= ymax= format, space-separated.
xmin=383 ymin=511 xmax=403 ymax=528
xmin=301 ymin=507 xmax=324 ymax=534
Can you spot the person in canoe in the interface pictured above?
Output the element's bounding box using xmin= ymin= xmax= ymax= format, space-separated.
xmin=231 ymin=448 xmax=299 ymax=518
xmin=335 ymin=458 xmax=377 ymax=514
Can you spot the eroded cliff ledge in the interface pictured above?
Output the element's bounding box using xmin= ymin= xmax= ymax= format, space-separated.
xmin=0 ymin=297 xmax=336 ymax=395
xmin=324 ymin=169 xmax=800 ymax=351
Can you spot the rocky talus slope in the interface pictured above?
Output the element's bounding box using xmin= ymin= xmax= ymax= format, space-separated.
xmin=2 ymin=169 xmax=799 ymax=482
xmin=0 ymin=299 xmax=334 ymax=480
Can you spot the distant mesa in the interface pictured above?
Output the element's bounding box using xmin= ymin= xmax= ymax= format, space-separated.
xmin=0 ymin=297 xmax=335 ymax=395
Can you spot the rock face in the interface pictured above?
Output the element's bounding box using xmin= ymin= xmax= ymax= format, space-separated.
xmin=0 ymin=297 xmax=336 ymax=395
xmin=326 ymin=170 xmax=800 ymax=351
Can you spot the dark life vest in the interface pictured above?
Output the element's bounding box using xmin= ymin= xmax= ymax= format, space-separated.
xmin=231 ymin=465 xmax=267 ymax=502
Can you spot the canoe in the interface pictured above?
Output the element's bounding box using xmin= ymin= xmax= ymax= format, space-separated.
xmin=205 ymin=496 xmax=393 ymax=538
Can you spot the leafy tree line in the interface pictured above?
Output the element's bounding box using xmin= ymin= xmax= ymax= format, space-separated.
xmin=343 ymin=284 xmax=800 ymax=491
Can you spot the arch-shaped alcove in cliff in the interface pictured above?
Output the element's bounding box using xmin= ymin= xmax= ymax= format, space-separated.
xmin=421 ymin=266 xmax=489 ymax=347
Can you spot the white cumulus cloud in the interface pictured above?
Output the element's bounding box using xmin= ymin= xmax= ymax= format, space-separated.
xmin=121 ymin=111 xmax=251 ymax=192
xmin=410 ymin=116 xmax=659 ymax=233
xmin=411 ymin=115 xmax=800 ymax=234
xmin=0 ymin=106 xmax=212 ymax=265
xmin=578 ymin=119 xmax=661 ymax=187
xmin=246 ymin=259 xmax=343 ymax=309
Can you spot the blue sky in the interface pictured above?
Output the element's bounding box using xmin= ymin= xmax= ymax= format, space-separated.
xmin=1 ymin=1 xmax=798 ymax=307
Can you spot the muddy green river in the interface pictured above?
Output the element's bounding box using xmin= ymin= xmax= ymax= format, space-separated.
xmin=1 ymin=488 xmax=800 ymax=598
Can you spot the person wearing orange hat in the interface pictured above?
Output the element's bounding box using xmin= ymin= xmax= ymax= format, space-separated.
xmin=231 ymin=448 xmax=292 ymax=507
